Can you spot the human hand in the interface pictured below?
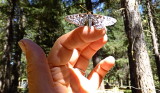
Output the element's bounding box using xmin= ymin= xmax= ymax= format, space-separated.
xmin=18 ymin=26 xmax=115 ymax=93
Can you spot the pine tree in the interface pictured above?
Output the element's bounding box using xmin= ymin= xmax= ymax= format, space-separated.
xmin=0 ymin=0 xmax=25 ymax=92
xmin=121 ymin=0 xmax=156 ymax=92
xmin=146 ymin=0 xmax=160 ymax=81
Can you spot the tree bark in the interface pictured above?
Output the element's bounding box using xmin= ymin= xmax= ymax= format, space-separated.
xmin=146 ymin=0 xmax=160 ymax=81
xmin=0 ymin=0 xmax=15 ymax=92
xmin=85 ymin=0 xmax=93 ymax=12
xmin=0 ymin=0 xmax=25 ymax=92
xmin=121 ymin=0 xmax=156 ymax=93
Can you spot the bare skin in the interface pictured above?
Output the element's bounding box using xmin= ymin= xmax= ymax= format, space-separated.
xmin=18 ymin=26 xmax=115 ymax=93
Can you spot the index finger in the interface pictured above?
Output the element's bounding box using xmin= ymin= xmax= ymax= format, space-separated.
xmin=47 ymin=26 xmax=106 ymax=66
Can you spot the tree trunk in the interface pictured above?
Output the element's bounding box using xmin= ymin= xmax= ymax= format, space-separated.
xmin=85 ymin=0 xmax=93 ymax=13
xmin=9 ymin=10 xmax=25 ymax=93
xmin=0 ymin=0 xmax=25 ymax=92
xmin=0 ymin=0 xmax=15 ymax=92
xmin=146 ymin=0 xmax=160 ymax=81
xmin=121 ymin=0 xmax=156 ymax=93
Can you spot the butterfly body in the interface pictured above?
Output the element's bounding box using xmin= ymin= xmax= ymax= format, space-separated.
xmin=65 ymin=13 xmax=117 ymax=29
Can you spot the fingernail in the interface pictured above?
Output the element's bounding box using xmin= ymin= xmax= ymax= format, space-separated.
xmin=104 ymin=34 xmax=108 ymax=41
xmin=18 ymin=41 xmax=26 ymax=54
xmin=105 ymin=56 xmax=115 ymax=63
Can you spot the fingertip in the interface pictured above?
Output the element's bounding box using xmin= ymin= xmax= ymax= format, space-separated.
xmin=18 ymin=39 xmax=35 ymax=52
xmin=104 ymin=56 xmax=115 ymax=63
xmin=103 ymin=34 xmax=108 ymax=43
xmin=73 ymin=26 xmax=88 ymax=32
xmin=101 ymin=56 xmax=115 ymax=71
xmin=77 ymin=26 xmax=106 ymax=43
xmin=87 ymin=56 xmax=115 ymax=85
xmin=18 ymin=40 xmax=26 ymax=54
xmin=94 ymin=26 xmax=106 ymax=34
xmin=18 ymin=39 xmax=47 ymax=64
xmin=18 ymin=39 xmax=36 ymax=54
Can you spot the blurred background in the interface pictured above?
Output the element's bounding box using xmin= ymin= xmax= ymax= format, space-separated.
xmin=0 ymin=0 xmax=160 ymax=93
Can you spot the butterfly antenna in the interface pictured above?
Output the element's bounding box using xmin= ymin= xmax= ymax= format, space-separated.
xmin=79 ymin=5 xmax=91 ymax=13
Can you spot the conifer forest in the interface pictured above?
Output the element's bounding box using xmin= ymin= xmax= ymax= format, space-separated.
xmin=0 ymin=0 xmax=160 ymax=93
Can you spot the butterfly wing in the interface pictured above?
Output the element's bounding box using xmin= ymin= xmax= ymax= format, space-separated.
xmin=103 ymin=16 xmax=117 ymax=26
xmin=91 ymin=14 xmax=117 ymax=29
xmin=65 ymin=13 xmax=117 ymax=29
xmin=65 ymin=13 xmax=88 ymax=26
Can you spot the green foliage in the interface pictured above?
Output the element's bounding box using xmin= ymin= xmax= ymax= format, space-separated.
xmin=141 ymin=0 xmax=160 ymax=88
xmin=102 ymin=9 xmax=129 ymax=85
xmin=0 ymin=0 xmax=160 ymax=91
xmin=0 ymin=0 xmax=8 ymax=61
xmin=154 ymin=5 xmax=160 ymax=46
xmin=21 ymin=0 xmax=66 ymax=53
xmin=123 ymin=89 xmax=132 ymax=93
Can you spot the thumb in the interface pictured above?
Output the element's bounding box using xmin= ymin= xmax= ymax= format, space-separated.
xmin=18 ymin=39 xmax=54 ymax=93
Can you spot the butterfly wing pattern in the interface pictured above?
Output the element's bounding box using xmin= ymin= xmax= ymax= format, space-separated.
xmin=65 ymin=13 xmax=117 ymax=29
xmin=91 ymin=14 xmax=117 ymax=29
xmin=65 ymin=13 xmax=88 ymax=26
